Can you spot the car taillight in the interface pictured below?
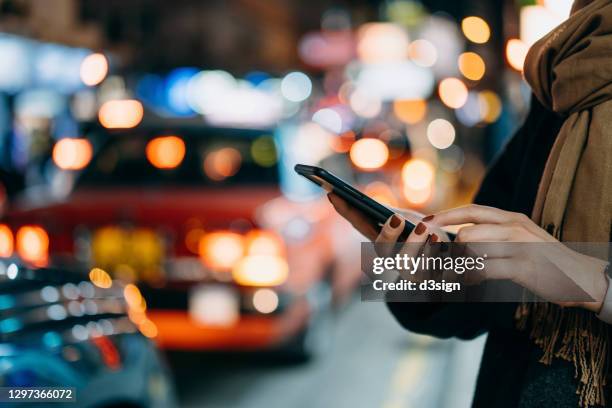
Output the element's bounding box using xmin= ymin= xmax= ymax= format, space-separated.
xmin=198 ymin=231 xmax=245 ymax=270
xmin=0 ymin=224 xmax=13 ymax=258
xmin=16 ymin=225 xmax=49 ymax=266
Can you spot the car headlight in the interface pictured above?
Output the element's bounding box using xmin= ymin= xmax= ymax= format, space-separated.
xmin=232 ymin=254 xmax=288 ymax=287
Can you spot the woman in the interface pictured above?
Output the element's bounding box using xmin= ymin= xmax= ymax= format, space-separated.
xmin=330 ymin=1 xmax=612 ymax=406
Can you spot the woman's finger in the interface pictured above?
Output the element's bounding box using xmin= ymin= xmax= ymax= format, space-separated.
xmin=455 ymin=223 xmax=514 ymax=242
xmin=427 ymin=204 xmax=526 ymax=227
xmin=328 ymin=193 xmax=378 ymax=240
xmin=374 ymin=214 xmax=405 ymax=257
xmin=392 ymin=222 xmax=431 ymax=280
xmin=396 ymin=222 xmax=431 ymax=262
xmin=375 ymin=214 xmax=405 ymax=244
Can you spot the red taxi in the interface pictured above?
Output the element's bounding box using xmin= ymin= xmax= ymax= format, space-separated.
xmin=0 ymin=126 xmax=360 ymax=358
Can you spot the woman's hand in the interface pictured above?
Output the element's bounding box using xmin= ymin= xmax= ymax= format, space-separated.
xmin=329 ymin=193 xmax=442 ymax=286
xmin=427 ymin=204 xmax=609 ymax=313
xmin=327 ymin=193 xmax=379 ymax=241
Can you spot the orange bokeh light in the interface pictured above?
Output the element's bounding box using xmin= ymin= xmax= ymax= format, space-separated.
xmin=506 ymin=39 xmax=529 ymax=72
xmin=401 ymin=159 xmax=435 ymax=191
xmin=458 ymin=52 xmax=486 ymax=81
xmin=98 ymin=99 xmax=144 ymax=129
xmin=139 ymin=319 xmax=158 ymax=338
xmin=124 ymin=283 xmax=146 ymax=312
xmin=199 ymin=231 xmax=245 ymax=270
xmin=438 ymin=78 xmax=468 ymax=109
xmin=403 ymin=184 xmax=433 ymax=206
xmin=245 ymin=230 xmax=284 ymax=257
xmin=393 ymin=99 xmax=427 ymax=124
xmin=0 ymin=224 xmax=13 ymax=258
xmin=357 ymin=23 xmax=409 ymax=63
xmin=16 ymin=226 xmax=49 ymax=266
xmin=146 ymin=136 xmax=186 ymax=169
xmin=461 ymin=16 xmax=491 ymax=44
xmin=364 ymin=182 xmax=399 ymax=208
xmin=349 ymin=138 xmax=389 ymax=171
xmin=203 ymin=147 xmax=242 ymax=181
xmin=80 ymin=53 xmax=108 ymax=86
xmin=52 ymin=138 xmax=93 ymax=170
xmin=89 ymin=267 xmax=112 ymax=289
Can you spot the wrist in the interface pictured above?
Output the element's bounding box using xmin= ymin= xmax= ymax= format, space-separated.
xmin=584 ymin=262 xmax=610 ymax=314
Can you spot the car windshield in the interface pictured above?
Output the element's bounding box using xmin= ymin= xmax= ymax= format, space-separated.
xmin=76 ymin=128 xmax=280 ymax=187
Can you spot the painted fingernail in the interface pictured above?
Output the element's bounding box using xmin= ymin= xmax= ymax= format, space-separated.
xmin=415 ymin=222 xmax=426 ymax=235
xmin=390 ymin=214 xmax=401 ymax=228
xmin=430 ymin=234 xmax=439 ymax=243
xmin=422 ymin=215 xmax=434 ymax=222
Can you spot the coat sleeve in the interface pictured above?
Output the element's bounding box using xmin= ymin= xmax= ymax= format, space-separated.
xmin=386 ymin=97 xmax=560 ymax=340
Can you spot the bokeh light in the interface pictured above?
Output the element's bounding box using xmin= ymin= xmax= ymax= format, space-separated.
xmin=349 ymin=89 xmax=382 ymax=118
xmin=427 ymin=119 xmax=456 ymax=149
xmin=124 ymin=284 xmax=146 ymax=312
xmin=80 ymin=53 xmax=108 ymax=86
xmin=204 ymin=147 xmax=242 ymax=181
xmin=401 ymin=158 xmax=435 ymax=190
xmin=438 ymin=78 xmax=468 ymax=109
xmin=312 ymin=108 xmax=342 ymax=133
xmin=461 ymin=16 xmax=491 ymax=44
xmin=349 ymin=138 xmax=389 ymax=171
xmin=233 ymin=255 xmax=289 ymax=287
xmin=455 ymin=92 xmax=481 ymax=127
xmin=478 ymin=91 xmax=502 ymax=123
xmin=252 ymin=288 xmax=279 ymax=314
xmin=520 ymin=5 xmax=560 ymax=46
xmin=199 ymin=231 xmax=244 ymax=270
xmin=146 ymin=136 xmax=186 ymax=169
xmin=458 ymin=52 xmax=486 ymax=81
xmin=407 ymin=39 xmax=437 ymax=68
xmin=52 ymin=138 xmax=93 ymax=170
xmin=0 ymin=224 xmax=13 ymax=258
xmin=357 ymin=23 xmax=409 ymax=63
xmin=506 ymin=39 xmax=529 ymax=72
xmin=280 ymin=72 xmax=312 ymax=102
xmin=403 ymin=184 xmax=433 ymax=206
xmin=89 ymin=267 xmax=112 ymax=289
xmin=364 ymin=182 xmax=398 ymax=207
xmin=98 ymin=99 xmax=144 ymax=129
xmin=138 ymin=319 xmax=158 ymax=338
xmin=16 ymin=226 xmax=49 ymax=266
xmin=251 ymin=136 xmax=277 ymax=167
xmin=393 ymin=99 xmax=427 ymax=124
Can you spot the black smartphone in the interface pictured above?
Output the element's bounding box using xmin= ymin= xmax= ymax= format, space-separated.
xmin=294 ymin=164 xmax=416 ymax=240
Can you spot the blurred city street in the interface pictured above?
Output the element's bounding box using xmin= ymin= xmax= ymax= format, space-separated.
xmin=170 ymin=300 xmax=486 ymax=408
xmin=0 ymin=1 xmax=570 ymax=406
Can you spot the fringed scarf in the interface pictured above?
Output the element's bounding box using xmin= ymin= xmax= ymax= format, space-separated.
xmin=517 ymin=0 xmax=612 ymax=406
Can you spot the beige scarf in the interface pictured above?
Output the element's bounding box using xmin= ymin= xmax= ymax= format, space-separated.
xmin=518 ymin=0 xmax=612 ymax=406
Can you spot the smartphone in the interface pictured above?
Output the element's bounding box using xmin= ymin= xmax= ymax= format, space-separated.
xmin=294 ymin=164 xmax=416 ymax=240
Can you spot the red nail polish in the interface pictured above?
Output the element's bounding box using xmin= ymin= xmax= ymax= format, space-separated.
xmin=415 ymin=222 xmax=426 ymax=235
xmin=430 ymin=234 xmax=439 ymax=243
xmin=390 ymin=215 xmax=401 ymax=228
xmin=422 ymin=215 xmax=434 ymax=222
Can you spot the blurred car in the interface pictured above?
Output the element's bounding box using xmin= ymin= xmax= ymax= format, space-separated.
xmin=0 ymin=125 xmax=361 ymax=359
xmin=0 ymin=259 xmax=176 ymax=408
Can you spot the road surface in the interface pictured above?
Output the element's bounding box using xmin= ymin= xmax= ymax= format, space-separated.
xmin=168 ymin=298 xmax=486 ymax=408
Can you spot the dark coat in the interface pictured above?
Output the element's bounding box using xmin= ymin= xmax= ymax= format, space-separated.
xmin=386 ymin=97 xmax=590 ymax=407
